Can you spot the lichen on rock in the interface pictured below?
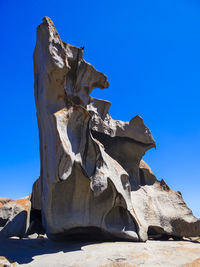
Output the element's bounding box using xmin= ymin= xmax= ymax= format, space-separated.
xmin=32 ymin=16 xmax=200 ymax=242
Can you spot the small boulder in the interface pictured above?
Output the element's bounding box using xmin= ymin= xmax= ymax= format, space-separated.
xmin=0 ymin=198 xmax=13 ymax=206
xmin=0 ymin=199 xmax=31 ymax=238
xmin=0 ymin=256 xmax=19 ymax=267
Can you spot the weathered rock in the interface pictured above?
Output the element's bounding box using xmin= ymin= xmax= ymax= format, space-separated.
xmin=33 ymin=16 xmax=200 ymax=241
xmin=26 ymin=208 xmax=45 ymax=236
xmin=0 ymin=198 xmax=13 ymax=206
xmin=0 ymin=199 xmax=31 ymax=238
xmin=28 ymin=177 xmax=45 ymax=236
xmin=0 ymin=239 xmax=199 ymax=267
xmin=135 ymin=161 xmax=200 ymax=239
xmin=0 ymin=256 xmax=19 ymax=267
xmin=31 ymin=177 xmax=41 ymax=211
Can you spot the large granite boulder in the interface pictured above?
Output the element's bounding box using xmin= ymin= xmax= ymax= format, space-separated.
xmin=0 ymin=199 xmax=31 ymax=238
xmin=33 ymin=17 xmax=200 ymax=241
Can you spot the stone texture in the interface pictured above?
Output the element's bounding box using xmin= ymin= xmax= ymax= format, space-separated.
xmin=0 ymin=238 xmax=200 ymax=267
xmin=134 ymin=162 xmax=200 ymax=239
xmin=28 ymin=177 xmax=45 ymax=236
xmin=0 ymin=198 xmax=13 ymax=206
xmin=31 ymin=177 xmax=41 ymax=211
xmin=33 ymin=16 xmax=200 ymax=241
xmin=0 ymin=199 xmax=31 ymax=238
xmin=0 ymin=256 xmax=19 ymax=267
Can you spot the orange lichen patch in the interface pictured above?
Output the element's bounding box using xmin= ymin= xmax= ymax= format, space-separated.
xmin=0 ymin=197 xmax=13 ymax=205
xmin=0 ymin=256 xmax=18 ymax=266
xmin=16 ymin=199 xmax=31 ymax=212
xmin=62 ymin=139 xmax=70 ymax=151
xmin=98 ymin=263 xmax=135 ymax=267
xmin=0 ymin=197 xmax=12 ymax=201
xmin=175 ymin=246 xmax=200 ymax=255
xmin=57 ymin=94 xmax=64 ymax=99
xmin=160 ymin=249 xmax=173 ymax=256
xmin=185 ymin=257 xmax=200 ymax=267
xmin=135 ymin=253 xmax=149 ymax=259
xmin=128 ymin=252 xmax=150 ymax=259
xmin=72 ymin=105 xmax=90 ymax=119
xmin=82 ymin=109 xmax=90 ymax=119
xmin=9 ymin=199 xmax=31 ymax=212
xmin=86 ymin=255 xmax=92 ymax=259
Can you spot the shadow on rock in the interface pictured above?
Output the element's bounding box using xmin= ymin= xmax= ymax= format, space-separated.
xmin=0 ymin=211 xmax=27 ymax=238
xmin=0 ymin=237 xmax=93 ymax=264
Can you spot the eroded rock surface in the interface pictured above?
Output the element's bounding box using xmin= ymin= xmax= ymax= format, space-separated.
xmin=0 ymin=199 xmax=31 ymax=238
xmin=0 ymin=256 xmax=19 ymax=267
xmin=33 ymin=16 xmax=200 ymax=241
xmin=0 ymin=198 xmax=13 ymax=206
xmin=0 ymin=239 xmax=200 ymax=267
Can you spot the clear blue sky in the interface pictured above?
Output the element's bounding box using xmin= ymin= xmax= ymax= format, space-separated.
xmin=0 ymin=0 xmax=199 ymax=217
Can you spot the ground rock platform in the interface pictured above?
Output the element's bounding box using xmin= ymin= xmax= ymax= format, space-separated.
xmin=0 ymin=238 xmax=200 ymax=266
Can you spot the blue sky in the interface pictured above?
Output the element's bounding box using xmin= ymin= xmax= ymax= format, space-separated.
xmin=0 ymin=0 xmax=199 ymax=217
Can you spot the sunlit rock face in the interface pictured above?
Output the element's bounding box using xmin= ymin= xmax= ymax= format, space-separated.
xmin=33 ymin=17 xmax=200 ymax=241
xmin=0 ymin=198 xmax=31 ymax=238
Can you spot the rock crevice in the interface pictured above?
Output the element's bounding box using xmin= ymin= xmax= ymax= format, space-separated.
xmin=6 ymin=16 xmax=198 ymax=242
xmin=32 ymin=17 xmax=200 ymax=241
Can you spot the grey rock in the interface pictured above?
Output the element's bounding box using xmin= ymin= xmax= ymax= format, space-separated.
xmin=0 ymin=239 xmax=198 ymax=267
xmin=33 ymin=16 xmax=200 ymax=241
xmin=135 ymin=161 xmax=200 ymax=238
xmin=31 ymin=177 xmax=41 ymax=211
xmin=0 ymin=198 xmax=13 ymax=206
xmin=26 ymin=208 xmax=45 ymax=236
xmin=0 ymin=256 xmax=19 ymax=267
xmin=27 ymin=233 xmax=38 ymax=239
xmin=0 ymin=199 xmax=31 ymax=238
xmin=29 ymin=177 xmax=45 ymax=236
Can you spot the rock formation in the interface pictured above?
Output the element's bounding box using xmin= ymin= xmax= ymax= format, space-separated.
xmin=32 ymin=17 xmax=200 ymax=241
xmin=0 ymin=198 xmax=31 ymax=238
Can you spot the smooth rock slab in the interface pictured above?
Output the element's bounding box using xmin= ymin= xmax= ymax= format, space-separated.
xmin=0 ymin=239 xmax=200 ymax=267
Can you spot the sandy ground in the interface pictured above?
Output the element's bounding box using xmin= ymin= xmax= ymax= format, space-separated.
xmin=0 ymin=237 xmax=200 ymax=266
